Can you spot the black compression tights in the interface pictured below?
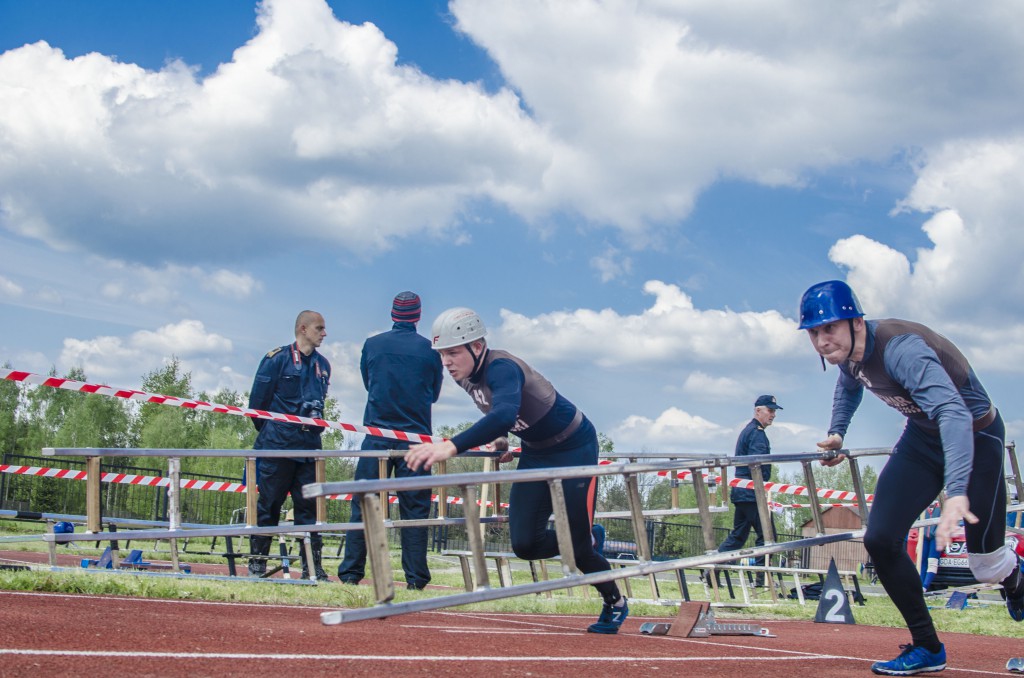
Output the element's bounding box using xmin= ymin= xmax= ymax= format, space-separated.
xmin=864 ymin=414 xmax=1006 ymax=648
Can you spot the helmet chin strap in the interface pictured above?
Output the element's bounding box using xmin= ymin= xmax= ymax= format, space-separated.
xmin=467 ymin=342 xmax=486 ymax=379
xmin=846 ymin=318 xmax=857 ymax=362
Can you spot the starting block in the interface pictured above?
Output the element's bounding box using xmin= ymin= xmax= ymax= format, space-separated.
xmin=945 ymin=591 xmax=970 ymax=610
xmin=81 ymin=547 xmax=191 ymax=573
xmin=639 ymin=602 xmax=774 ymax=638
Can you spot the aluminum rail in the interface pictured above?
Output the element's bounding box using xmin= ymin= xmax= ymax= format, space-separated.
xmin=301 ymin=450 xmax=846 ymax=499
xmin=319 ymin=530 xmax=864 ymax=624
xmin=41 ymin=447 xmax=503 ymax=458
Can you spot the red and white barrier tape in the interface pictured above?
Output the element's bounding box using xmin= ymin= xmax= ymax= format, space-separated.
xmin=0 ymin=463 xmax=509 ymax=508
xmin=0 ymin=368 xmax=443 ymax=445
xmin=600 ymin=459 xmax=874 ymax=503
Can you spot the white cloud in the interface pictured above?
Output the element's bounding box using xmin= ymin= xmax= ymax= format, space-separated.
xmin=451 ymin=0 xmax=1024 ymax=231
xmin=497 ymin=279 xmax=804 ymax=367
xmin=590 ymin=245 xmax=633 ymax=283
xmin=0 ymin=275 xmax=23 ymax=298
xmin=132 ymin=320 xmax=232 ymax=355
xmin=827 ymin=137 xmax=1024 ymax=373
xmin=680 ymin=371 xmax=744 ymax=400
xmin=609 ymin=406 xmax=731 ymax=453
xmin=201 ymin=269 xmax=261 ymax=299
xmin=58 ymin=319 xmax=233 ymax=384
xmin=0 ymin=0 xmax=554 ymax=264
xmin=4 ymin=0 xmax=1022 ymax=271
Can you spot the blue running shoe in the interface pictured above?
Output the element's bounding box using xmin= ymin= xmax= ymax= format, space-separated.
xmin=587 ymin=598 xmax=629 ymax=634
xmin=1002 ymin=557 xmax=1024 ymax=622
xmin=871 ymin=644 xmax=946 ymax=676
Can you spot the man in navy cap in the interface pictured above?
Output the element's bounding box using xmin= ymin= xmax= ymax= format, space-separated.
xmin=338 ymin=291 xmax=444 ymax=590
xmin=713 ymin=394 xmax=782 ymax=587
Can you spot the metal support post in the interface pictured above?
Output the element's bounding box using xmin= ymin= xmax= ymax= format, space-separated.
xmin=168 ymin=457 xmax=182 ymax=571
xmin=801 ymin=460 xmax=826 ymax=537
xmin=847 ymin=456 xmax=871 ymax=527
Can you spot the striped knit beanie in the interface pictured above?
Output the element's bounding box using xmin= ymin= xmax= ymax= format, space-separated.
xmin=391 ymin=291 xmax=422 ymax=323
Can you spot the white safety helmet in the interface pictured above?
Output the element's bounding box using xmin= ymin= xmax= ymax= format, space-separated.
xmin=431 ymin=307 xmax=487 ymax=350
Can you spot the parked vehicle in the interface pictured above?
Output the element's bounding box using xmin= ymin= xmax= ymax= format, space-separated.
xmin=920 ymin=526 xmax=1024 ymax=591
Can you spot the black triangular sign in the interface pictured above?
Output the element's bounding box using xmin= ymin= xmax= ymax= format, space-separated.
xmin=814 ymin=558 xmax=856 ymax=624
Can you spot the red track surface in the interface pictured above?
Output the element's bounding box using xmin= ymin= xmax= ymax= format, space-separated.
xmin=2 ymin=549 xmax=1021 ymax=676
xmin=1 ymin=587 xmax=1021 ymax=677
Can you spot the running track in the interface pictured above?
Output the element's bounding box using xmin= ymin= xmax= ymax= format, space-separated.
xmin=0 ymin=590 xmax=1020 ymax=677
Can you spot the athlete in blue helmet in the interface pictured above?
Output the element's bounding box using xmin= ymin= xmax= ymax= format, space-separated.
xmin=405 ymin=307 xmax=628 ymax=634
xmin=799 ymin=280 xmax=1023 ymax=676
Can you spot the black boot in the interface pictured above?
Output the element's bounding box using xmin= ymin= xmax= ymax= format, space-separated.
xmin=249 ymin=535 xmax=271 ymax=577
xmin=300 ymin=540 xmax=330 ymax=582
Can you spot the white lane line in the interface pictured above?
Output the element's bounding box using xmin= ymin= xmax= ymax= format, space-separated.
xmin=0 ymin=648 xmax=1007 ymax=673
xmin=0 ymin=590 xmax=335 ymax=611
xmin=0 ymin=649 xmax=842 ymax=662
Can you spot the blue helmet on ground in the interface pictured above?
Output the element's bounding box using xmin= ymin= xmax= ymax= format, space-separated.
xmin=53 ymin=521 xmax=75 ymax=534
xmin=798 ymin=280 xmax=865 ymax=330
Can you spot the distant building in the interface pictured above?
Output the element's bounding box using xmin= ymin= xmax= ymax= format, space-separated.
xmin=799 ymin=506 xmax=869 ymax=572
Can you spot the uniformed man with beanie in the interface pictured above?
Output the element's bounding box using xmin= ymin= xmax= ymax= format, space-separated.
xmin=338 ymin=291 xmax=443 ymax=590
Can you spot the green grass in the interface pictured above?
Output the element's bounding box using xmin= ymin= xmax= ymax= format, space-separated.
xmin=1 ymin=526 xmax=1021 ymax=638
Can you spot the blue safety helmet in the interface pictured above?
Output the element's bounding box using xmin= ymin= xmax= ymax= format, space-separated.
xmin=53 ymin=521 xmax=75 ymax=534
xmin=797 ymin=280 xmax=865 ymax=330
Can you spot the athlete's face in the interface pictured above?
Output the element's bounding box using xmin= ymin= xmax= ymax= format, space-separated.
xmin=806 ymin=318 xmax=864 ymax=364
xmin=438 ymin=342 xmax=481 ymax=381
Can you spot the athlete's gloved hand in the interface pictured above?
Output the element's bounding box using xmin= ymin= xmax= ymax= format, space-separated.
xmin=936 ymin=495 xmax=977 ymax=550
xmin=817 ymin=433 xmax=846 ymax=466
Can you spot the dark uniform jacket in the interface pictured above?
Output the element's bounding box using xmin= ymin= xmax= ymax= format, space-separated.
xmin=730 ymin=418 xmax=771 ymax=503
xmin=248 ymin=343 xmax=331 ymax=455
xmin=360 ymin=322 xmax=443 ymax=436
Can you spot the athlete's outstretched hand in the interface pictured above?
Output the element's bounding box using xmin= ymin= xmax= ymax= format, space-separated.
xmin=406 ymin=440 xmax=457 ymax=471
xmin=937 ymin=495 xmax=977 ymax=550
xmin=491 ymin=437 xmax=514 ymax=464
xmin=817 ymin=433 xmax=847 ymax=466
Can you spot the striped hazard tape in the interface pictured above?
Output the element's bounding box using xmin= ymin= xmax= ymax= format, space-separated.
xmin=599 ymin=459 xmax=874 ymax=504
xmin=0 ymin=463 xmax=509 ymax=508
xmin=1 ymin=368 xmax=443 ymax=446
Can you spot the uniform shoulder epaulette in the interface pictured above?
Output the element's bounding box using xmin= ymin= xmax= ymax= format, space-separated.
xmin=265 ymin=346 xmax=284 ymax=358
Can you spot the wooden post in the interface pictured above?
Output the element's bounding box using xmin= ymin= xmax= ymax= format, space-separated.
xmin=245 ymin=457 xmax=258 ymax=527
xmin=547 ymin=478 xmax=578 ymax=576
xmin=85 ymin=456 xmax=101 ymax=534
xmin=360 ymin=492 xmax=395 ymax=603
xmin=462 ymin=485 xmax=490 ymax=589
xmin=315 ymin=458 xmax=327 ymax=523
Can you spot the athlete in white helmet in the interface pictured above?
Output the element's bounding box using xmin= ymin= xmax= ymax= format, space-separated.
xmin=406 ymin=307 xmax=628 ymax=634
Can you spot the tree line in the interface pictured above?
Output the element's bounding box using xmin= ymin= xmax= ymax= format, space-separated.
xmin=0 ymin=359 xmax=874 ymax=538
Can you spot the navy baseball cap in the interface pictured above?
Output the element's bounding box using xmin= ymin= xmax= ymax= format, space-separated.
xmin=755 ymin=395 xmax=782 ymax=410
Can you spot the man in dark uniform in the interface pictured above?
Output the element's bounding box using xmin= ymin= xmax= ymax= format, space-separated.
xmin=338 ymin=292 xmax=443 ymax=590
xmin=799 ymin=280 xmax=1023 ymax=675
xmin=405 ymin=307 xmax=628 ymax=634
xmin=715 ymin=394 xmax=780 ymax=587
xmin=247 ymin=310 xmax=331 ymax=581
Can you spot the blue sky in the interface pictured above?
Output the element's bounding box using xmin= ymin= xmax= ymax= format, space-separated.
xmin=2 ymin=0 xmax=1023 ymax=460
